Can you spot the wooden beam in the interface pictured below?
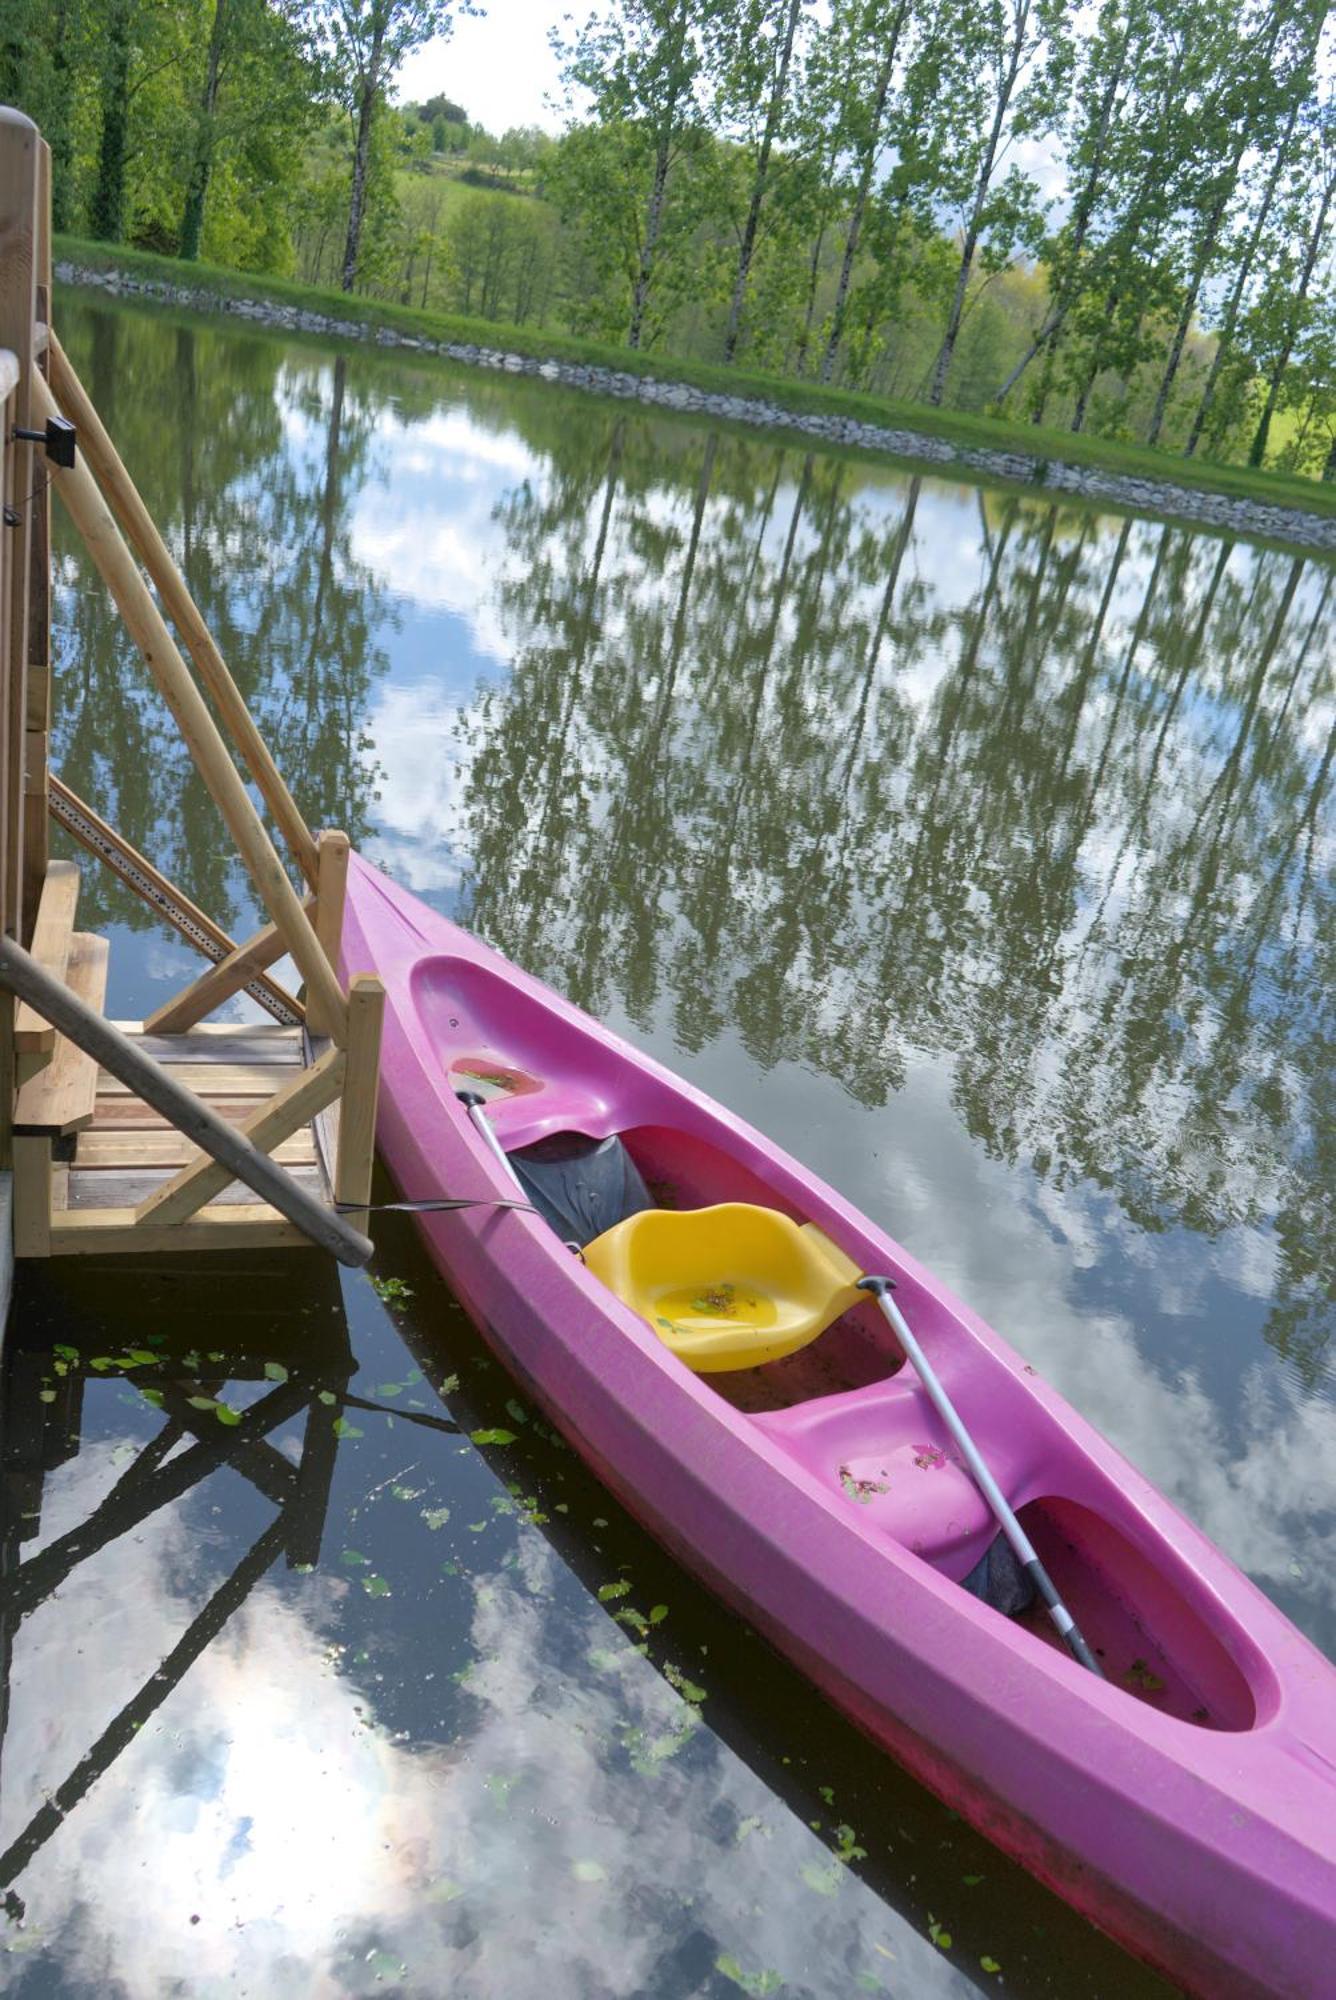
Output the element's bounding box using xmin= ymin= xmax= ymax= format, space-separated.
xmin=23 ymin=128 xmax=51 ymax=938
xmin=48 ymin=332 xmax=319 ymax=889
xmin=144 ymin=902 xmax=311 ymax=1037
xmin=136 ymin=1044 xmax=345 ymax=1225
xmin=307 ymin=829 xmax=349 ymax=1038
xmin=33 ymin=370 xmax=349 ymax=1046
xmin=48 ymin=774 xmax=302 ymax=1026
xmin=14 ymin=931 xmax=108 ymax=1134
xmin=14 ymin=858 xmax=78 ymax=1053
xmin=0 ymin=110 xmax=41 ymax=945
xmin=49 ymin=1205 xmax=314 ymax=1256
xmin=334 ymin=974 xmax=384 ymax=1228
xmin=13 ymin=1134 xmax=51 ymax=1255
xmin=0 ymin=934 xmax=371 ymax=1265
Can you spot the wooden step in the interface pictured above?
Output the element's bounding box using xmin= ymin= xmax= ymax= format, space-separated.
xmin=14 ymin=859 xmax=80 ymax=1060
xmin=13 ymin=932 xmax=109 ymax=1136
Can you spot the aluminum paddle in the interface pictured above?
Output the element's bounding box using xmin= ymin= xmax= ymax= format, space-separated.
xmin=856 ymin=1276 xmax=1104 ymax=1678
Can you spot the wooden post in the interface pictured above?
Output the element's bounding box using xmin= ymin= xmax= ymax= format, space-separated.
xmin=12 ymin=1134 xmax=51 ymax=1256
xmin=334 ymin=974 xmax=384 ymax=1228
xmin=23 ymin=130 xmax=51 ymax=939
xmin=136 ymin=1043 xmax=346 ymax=1225
xmin=47 ymin=333 xmax=320 ymax=889
xmin=0 ymin=111 xmax=41 ymax=947
xmin=0 ymin=934 xmax=372 ymax=1266
xmin=33 ymin=371 xmax=349 ymax=1047
xmin=308 ymin=829 xmax=349 ymax=1039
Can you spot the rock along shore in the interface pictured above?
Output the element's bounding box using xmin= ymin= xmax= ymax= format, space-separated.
xmin=56 ymin=260 xmax=1336 ymax=554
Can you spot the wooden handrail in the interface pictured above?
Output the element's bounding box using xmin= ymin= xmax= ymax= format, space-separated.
xmin=0 ymin=933 xmax=372 ymax=1266
xmin=48 ymin=333 xmax=319 ymax=888
xmin=34 ymin=370 xmax=349 ymax=1045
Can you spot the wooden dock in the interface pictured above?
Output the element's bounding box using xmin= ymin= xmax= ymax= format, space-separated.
xmin=0 ymin=106 xmax=382 ymax=1277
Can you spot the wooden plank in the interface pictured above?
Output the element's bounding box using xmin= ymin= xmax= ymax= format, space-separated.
xmin=66 ymin=1166 xmax=327 ymax=1210
xmin=76 ymin=1127 xmax=316 ymax=1169
xmin=14 ymin=858 xmax=79 ymax=1050
xmin=49 ymin=1205 xmax=312 ymax=1256
xmin=114 ymin=1027 xmax=302 ymax=1064
xmin=35 ymin=373 xmax=345 ymax=1038
xmin=137 ymin=1044 xmax=344 ymax=1224
xmin=143 ymin=910 xmax=311 ymax=1036
xmin=334 ymin=975 xmax=384 ymax=1227
xmin=14 ymin=932 xmax=109 ymax=1134
xmin=97 ymin=1063 xmax=290 ymax=1098
xmin=91 ymin=1096 xmax=272 ymax=1131
xmin=13 ymin=1134 xmax=51 ymax=1255
xmin=50 ymin=776 xmax=303 ymax=1027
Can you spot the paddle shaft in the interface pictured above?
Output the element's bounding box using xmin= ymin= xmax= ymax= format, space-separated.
xmin=456 ymin=1091 xmax=527 ymax=1194
xmin=857 ymin=1278 xmax=1104 ymax=1678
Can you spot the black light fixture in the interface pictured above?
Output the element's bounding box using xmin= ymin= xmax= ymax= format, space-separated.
xmin=11 ymin=414 xmax=77 ymax=469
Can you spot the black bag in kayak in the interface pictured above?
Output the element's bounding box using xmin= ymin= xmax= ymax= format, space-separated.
xmin=512 ymin=1132 xmax=653 ymax=1248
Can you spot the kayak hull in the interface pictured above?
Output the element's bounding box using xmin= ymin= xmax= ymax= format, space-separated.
xmin=343 ymin=855 xmax=1336 ymax=1999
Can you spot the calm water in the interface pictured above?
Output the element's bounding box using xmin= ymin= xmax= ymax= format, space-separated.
xmin=2 ymin=294 xmax=1332 ymax=1997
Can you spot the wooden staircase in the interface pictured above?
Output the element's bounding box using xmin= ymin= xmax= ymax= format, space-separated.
xmin=0 ymin=108 xmax=381 ymax=1271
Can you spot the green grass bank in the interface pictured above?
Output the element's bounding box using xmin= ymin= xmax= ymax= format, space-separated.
xmin=53 ymin=235 xmax=1336 ymax=544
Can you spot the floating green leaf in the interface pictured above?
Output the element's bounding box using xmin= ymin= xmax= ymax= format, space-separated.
xmin=715 ymin=1955 xmax=782 ymax=1995
xmin=648 ymin=1604 xmax=668 ymax=1625
xmin=188 ymin=1396 xmax=218 ymax=1412
xmin=362 ymin=1574 xmax=392 ymax=1597
xmin=38 ymin=1389 xmax=56 ymax=1404
xmin=422 ymin=1507 xmax=451 ymax=1531
xmin=981 ymin=1957 xmax=1001 ymax=1975
xmin=663 ymin=1662 xmax=707 ymax=1704
xmin=597 ymin=1579 xmax=631 ymax=1602
xmin=333 ymin=1419 xmax=363 ymax=1439
xmin=927 ymin=1917 xmax=952 ymax=1951
xmin=318 ymin=1389 xmax=337 ymax=1405
xmin=341 ymin=1550 xmax=371 ymax=1566
xmin=469 ymin=1427 xmax=517 ymax=1447
xmin=213 ymin=1401 xmax=242 ymax=1426
xmin=263 ymin=1362 xmax=289 ymax=1383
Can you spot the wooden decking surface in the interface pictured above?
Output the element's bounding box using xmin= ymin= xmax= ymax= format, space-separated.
xmin=55 ymin=1022 xmax=326 ymax=1215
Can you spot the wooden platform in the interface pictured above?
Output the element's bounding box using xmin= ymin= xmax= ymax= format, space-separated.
xmin=36 ymin=1021 xmax=330 ymax=1255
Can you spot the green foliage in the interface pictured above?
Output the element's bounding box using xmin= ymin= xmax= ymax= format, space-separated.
xmin=9 ymin=0 xmax=1334 ymax=467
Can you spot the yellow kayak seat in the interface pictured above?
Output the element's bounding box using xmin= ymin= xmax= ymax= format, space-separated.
xmin=583 ymin=1201 xmax=864 ymax=1373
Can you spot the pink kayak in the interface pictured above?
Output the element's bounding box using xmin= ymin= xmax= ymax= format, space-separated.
xmin=342 ymin=854 xmax=1335 ymax=1998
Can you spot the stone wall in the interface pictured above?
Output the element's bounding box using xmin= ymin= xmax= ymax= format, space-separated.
xmin=56 ymin=261 xmax=1336 ymax=554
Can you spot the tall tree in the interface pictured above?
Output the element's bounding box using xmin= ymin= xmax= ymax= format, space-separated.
xmin=1246 ymin=98 xmax=1336 ymax=467
xmin=710 ymin=0 xmax=811 ymax=363
xmin=553 ymin=0 xmax=707 ymax=349
xmin=810 ymin=0 xmax=917 ymax=384
xmin=308 ymin=0 xmax=473 ymax=292
xmin=925 ymin=0 xmax=1069 ymax=407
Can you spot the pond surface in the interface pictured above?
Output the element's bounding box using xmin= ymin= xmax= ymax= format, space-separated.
xmin=2 ymin=293 xmax=1332 ymax=1998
